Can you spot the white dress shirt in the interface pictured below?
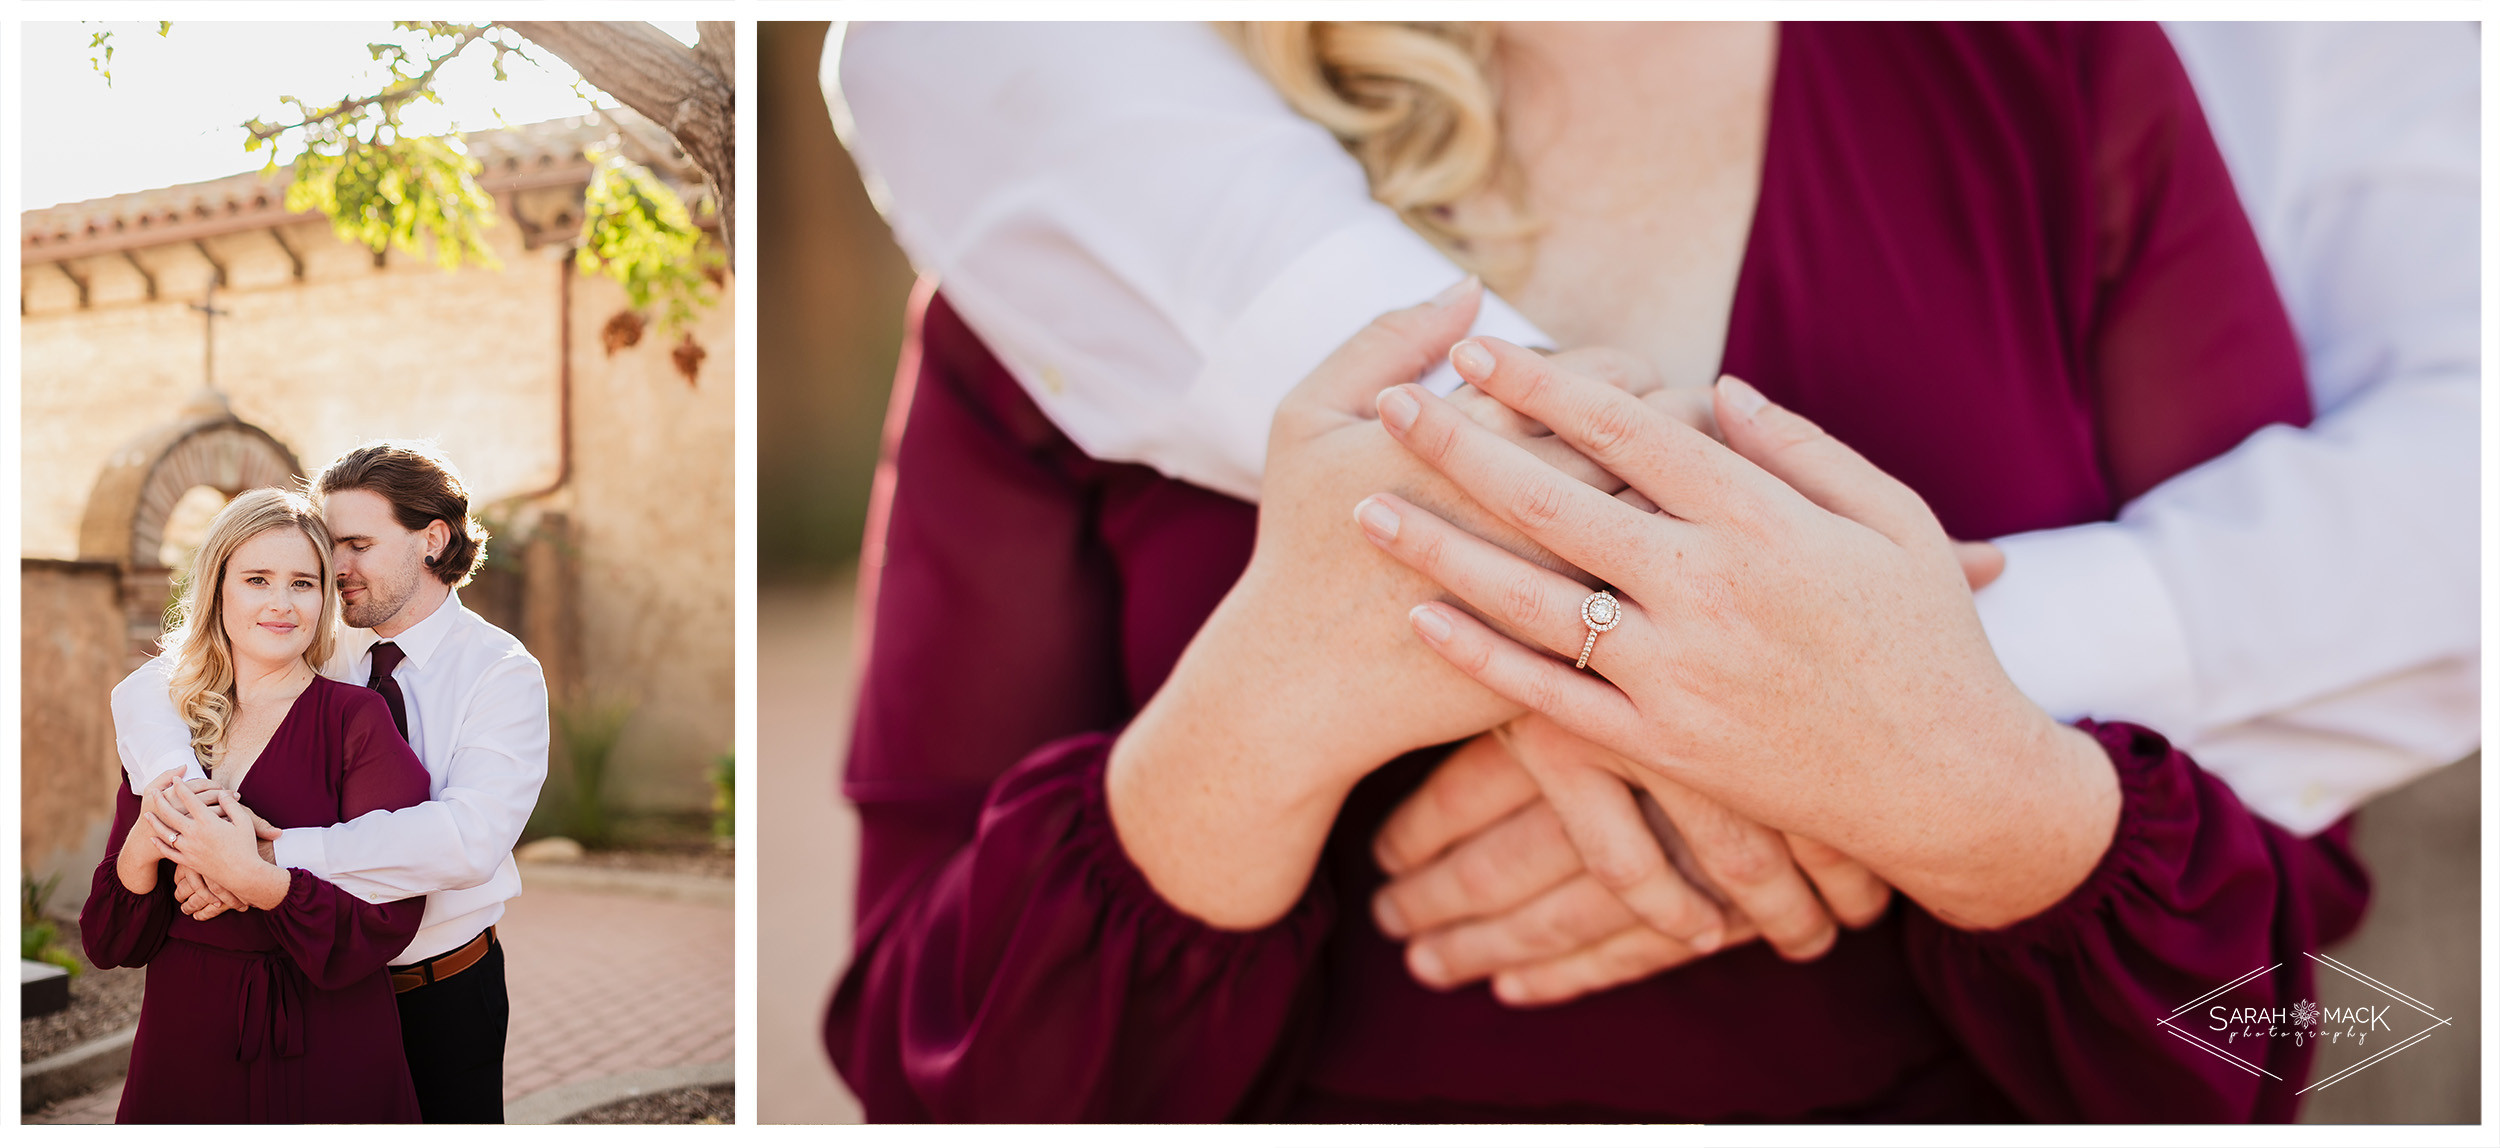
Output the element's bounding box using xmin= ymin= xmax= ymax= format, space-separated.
xmin=830 ymin=21 xmax=2479 ymax=835
xmin=114 ymin=591 xmax=551 ymax=963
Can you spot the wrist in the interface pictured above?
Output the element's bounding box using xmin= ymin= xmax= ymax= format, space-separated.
xmin=116 ymin=840 xmax=161 ymax=894
xmin=1108 ymin=677 xmax=1364 ymax=931
xmin=1895 ymin=719 xmax=2120 ymax=930
xmin=233 ymin=862 xmax=294 ymax=912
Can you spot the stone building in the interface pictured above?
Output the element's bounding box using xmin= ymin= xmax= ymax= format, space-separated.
xmin=20 ymin=112 xmax=734 ymax=906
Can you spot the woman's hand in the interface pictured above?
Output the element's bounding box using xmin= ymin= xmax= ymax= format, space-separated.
xmin=1372 ymin=717 xmax=1897 ymax=1006
xmin=1110 ymin=283 xmax=1665 ymax=929
xmin=1364 ymin=338 xmax=2119 ymax=930
xmin=153 ymin=784 xmax=292 ymax=912
xmin=168 ymin=779 xmax=281 ymax=920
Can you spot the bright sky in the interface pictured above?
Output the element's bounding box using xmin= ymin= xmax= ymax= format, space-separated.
xmin=20 ymin=21 xmax=701 ymax=210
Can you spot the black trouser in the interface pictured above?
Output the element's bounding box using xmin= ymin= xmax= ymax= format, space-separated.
xmin=393 ymin=933 xmax=510 ymax=1123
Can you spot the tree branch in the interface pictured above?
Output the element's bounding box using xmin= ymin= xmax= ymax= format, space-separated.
xmin=247 ymin=26 xmax=488 ymax=143
xmin=498 ymin=21 xmax=735 ymax=261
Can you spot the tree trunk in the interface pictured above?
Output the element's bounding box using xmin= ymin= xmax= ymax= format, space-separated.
xmin=500 ymin=21 xmax=736 ymax=263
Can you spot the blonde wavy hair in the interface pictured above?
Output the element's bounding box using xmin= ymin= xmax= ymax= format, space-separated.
xmin=162 ymin=488 xmax=339 ymax=774
xmin=1219 ymin=21 xmax=1534 ymax=285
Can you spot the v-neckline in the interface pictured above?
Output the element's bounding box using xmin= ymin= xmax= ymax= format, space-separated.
xmin=217 ymin=676 xmax=320 ymax=805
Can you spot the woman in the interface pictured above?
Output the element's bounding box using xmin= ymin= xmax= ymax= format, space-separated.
xmin=828 ymin=23 xmax=2366 ymax=1121
xmin=83 ymin=488 xmax=432 ymax=1124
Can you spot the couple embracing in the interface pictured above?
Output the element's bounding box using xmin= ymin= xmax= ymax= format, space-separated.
xmin=826 ymin=21 xmax=2473 ymax=1121
xmin=82 ymin=442 xmax=547 ymax=1124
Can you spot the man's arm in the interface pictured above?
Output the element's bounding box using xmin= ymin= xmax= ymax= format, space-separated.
xmin=270 ymin=654 xmax=549 ymax=902
xmin=829 ymin=21 xmax=1547 ymax=502
xmin=833 ymin=20 xmax=2475 ymax=839
xmin=1978 ymin=22 xmax=2479 ymax=832
xmin=111 ymin=652 xmax=206 ymax=793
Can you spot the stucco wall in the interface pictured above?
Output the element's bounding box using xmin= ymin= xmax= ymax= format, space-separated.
xmin=566 ymin=271 xmax=737 ymax=811
xmin=20 ymin=561 xmax=128 ymax=916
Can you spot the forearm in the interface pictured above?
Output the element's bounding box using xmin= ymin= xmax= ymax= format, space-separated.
xmin=1105 ymin=589 xmax=1394 ymax=931
xmin=1868 ymin=720 xmax=2124 ymax=931
xmin=116 ymin=835 xmax=162 ymax=896
xmin=112 ymin=653 xmax=202 ymax=794
xmin=276 ymin=760 xmax=541 ymax=900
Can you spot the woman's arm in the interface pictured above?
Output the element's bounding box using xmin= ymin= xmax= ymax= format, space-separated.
xmin=82 ymin=774 xmax=182 ymax=969
xmin=826 ymin=292 xmax=1335 ymax=1120
xmin=262 ymin=693 xmax=433 ymax=991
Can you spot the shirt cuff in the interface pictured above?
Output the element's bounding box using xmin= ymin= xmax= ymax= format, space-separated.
xmin=272 ymin=826 xmax=331 ymax=881
xmin=1186 ymin=213 xmax=1554 ymax=500
xmin=132 ymin=750 xmax=206 ymax=794
xmin=1973 ymin=523 xmax=2201 ymax=737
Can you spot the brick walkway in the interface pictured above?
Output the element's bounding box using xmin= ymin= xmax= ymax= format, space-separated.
xmin=25 ymin=882 xmax=732 ymax=1123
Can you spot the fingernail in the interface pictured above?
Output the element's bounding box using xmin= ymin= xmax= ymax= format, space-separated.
xmin=1717 ymin=375 xmax=1768 ymax=418
xmin=1409 ymin=944 xmax=1449 ymax=986
xmin=1429 ymin=275 xmax=1480 ymax=308
xmin=1372 ymin=893 xmax=1410 ymax=938
xmin=1378 ymin=386 xmax=1421 ymax=432
xmin=1354 ymin=497 xmax=1400 ymax=544
xmin=1409 ymin=604 xmax=1452 ymax=643
xmin=1491 ymin=973 xmax=1527 ymax=1003
xmin=1449 ymin=339 xmax=1494 ymax=381
xmin=1691 ymin=927 xmax=1724 ymax=954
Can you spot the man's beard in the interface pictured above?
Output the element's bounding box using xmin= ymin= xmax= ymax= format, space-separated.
xmin=341 ymin=567 xmax=420 ymax=629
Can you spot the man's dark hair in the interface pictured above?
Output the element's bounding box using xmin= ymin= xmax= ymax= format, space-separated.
xmin=316 ymin=440 xmax=491 ymax=587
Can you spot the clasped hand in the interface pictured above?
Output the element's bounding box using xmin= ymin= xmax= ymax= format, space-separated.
xmin=130 ymin=773 xmax=286 ymax=917
xmin=1362 ymin=337 xmax=2121 ymax=932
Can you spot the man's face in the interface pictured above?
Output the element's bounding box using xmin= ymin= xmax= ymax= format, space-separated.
xmin=325 ymin=488 xmax=434 ymax=631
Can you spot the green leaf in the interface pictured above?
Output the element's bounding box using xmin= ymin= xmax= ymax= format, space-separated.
xmin=286 ymin=134 xmax=502 ymax=270
xmin=575 ymin=147 xmax=721 ymax=332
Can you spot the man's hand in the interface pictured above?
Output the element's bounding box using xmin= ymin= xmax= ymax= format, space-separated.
xmin=1372 ymin=718 xmax=1894 ymax=1007
xmin=174 ymin=864 xmax=248 ymax=920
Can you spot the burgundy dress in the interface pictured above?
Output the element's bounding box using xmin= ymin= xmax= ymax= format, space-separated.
xmin=826 ymin=24 xmax=2371 ymax=1122
xmin=84 ymin=674 xmax=431 ymax=1124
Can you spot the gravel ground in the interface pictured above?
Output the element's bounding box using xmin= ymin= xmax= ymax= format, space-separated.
xmin=22 ymin=919 xmax=147 ymax=1062
xmin=562 ymin=1083 xmax=734 ymax=1124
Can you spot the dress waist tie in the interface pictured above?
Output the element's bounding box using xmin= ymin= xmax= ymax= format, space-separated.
xmin=232 ymin=950 xmax=308 ymax=1063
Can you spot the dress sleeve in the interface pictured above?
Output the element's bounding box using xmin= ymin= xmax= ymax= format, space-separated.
xmin=822 ymin=294 xmax=1334 ymax=1121
xmin=1902 ymin=721 xmax=2369 ymax=1122
xmin=2079 ymin=22 xmax=2313 ymax=504
xmin=261 ymin=689 xmax=435 ymax=991
xmin=80 ymin=784 xmax=176 ymax=970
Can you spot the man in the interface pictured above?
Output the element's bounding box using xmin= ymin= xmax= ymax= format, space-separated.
xmin=113 ymin=440 xmax=549 ymax=1123
xmin=832 ymin=22 xmax=2476 ymax=996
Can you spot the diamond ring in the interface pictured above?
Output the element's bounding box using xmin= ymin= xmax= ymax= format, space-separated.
xmin=1577 ymin=590 xmax=1622 ymax=670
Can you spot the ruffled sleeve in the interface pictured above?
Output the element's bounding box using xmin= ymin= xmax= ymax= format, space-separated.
xmin=1902 ymin=720 xmax=2370 ymax=1121
xmin=823 ymin=292 xmax=1337 ymax=1121
xmin=828 ymin=732 xmax=1334 ymax=1121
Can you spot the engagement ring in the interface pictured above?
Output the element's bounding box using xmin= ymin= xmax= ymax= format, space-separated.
xmin=1577 ymin=590 xmax=1621 ymax=670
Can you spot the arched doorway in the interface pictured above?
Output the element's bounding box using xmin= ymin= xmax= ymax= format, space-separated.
xmin=75 ymin=389 xmax=303 ymax=667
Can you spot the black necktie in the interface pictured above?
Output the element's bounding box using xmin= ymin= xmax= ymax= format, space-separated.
xmin=368 ymin=642 xmax=410 ymax=742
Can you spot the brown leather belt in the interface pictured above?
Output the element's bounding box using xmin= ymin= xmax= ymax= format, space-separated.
xmin=390 ymin=926 xmax=495 ymax=995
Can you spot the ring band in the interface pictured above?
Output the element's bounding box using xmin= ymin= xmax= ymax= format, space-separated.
xmin=1577 ymin=589 xmax=1622 ymax=670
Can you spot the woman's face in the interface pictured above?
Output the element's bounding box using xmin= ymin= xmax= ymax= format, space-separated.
xmin=219 ymin=526 xmax=326 ymax=672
